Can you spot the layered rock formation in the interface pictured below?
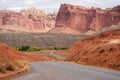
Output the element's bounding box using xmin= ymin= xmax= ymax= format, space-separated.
xmin=55 ymin=4 xmax=120 ymax=33
xmin=0 ymin=4 xmax=120 ymax=34
xmin=0 ymin=7 xmax=56 ymax=33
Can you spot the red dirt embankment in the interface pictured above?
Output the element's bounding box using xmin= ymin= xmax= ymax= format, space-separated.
xmin=0 ymin=43 xmax=48 ymax=63
xmin=66 ymin=29 xmax=120 ymax=70
xmin=0 ymin=42 xmax=48 ymax=79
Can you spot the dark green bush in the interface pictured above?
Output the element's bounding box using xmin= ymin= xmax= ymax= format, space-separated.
xmin=15 ymin=46 xmax=30 ymax=51
xmin=20 ymin=46 xmax=30 ymax=51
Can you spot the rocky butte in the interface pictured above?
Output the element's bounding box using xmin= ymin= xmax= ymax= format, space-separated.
xmin=52 ymin=4 xmax=120 ymax=34
xmin=0 ymin=7 xmax=56 ymax=33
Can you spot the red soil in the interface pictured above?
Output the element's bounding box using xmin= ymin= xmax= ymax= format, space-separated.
xmin=0 ymin=43 xmax=49 ymax=78
xmin=66 ymin=29 xmax=120 ymax=70
xmin=0 ymin=43 xmax=48 ymax=64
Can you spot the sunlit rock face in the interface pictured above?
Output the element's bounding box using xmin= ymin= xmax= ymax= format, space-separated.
xmin=55 ymin=4 xmax=120 ymax=32
xmin=0 ymin=7 xmax=56 ymax=33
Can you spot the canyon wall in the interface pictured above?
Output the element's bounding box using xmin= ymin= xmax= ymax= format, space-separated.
xmin=0 ymin=4 xmax=120 ymax=34
xmin=0 ymin=7 xmax=56 ymax=33
xmin=55 ymin=4 xmax=120 ymax=32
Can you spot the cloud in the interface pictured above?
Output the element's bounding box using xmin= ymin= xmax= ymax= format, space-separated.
xmin=0 ymin=0 xmax=120 ymax=12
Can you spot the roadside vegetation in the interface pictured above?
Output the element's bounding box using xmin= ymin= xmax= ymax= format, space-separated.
xmin=15 ymin=46 xmax=68 ymax=52
xmin=0 ymin=60 xmax=29 ymax=74
xmin=15 ymin=46 xmax=42 ymax=52
xmin=0 ymin=56 xmax=29 ymax=74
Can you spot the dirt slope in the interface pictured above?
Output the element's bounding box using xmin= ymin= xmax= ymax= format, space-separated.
xmin=66 ymin=29 xmax=120 ymax=70
xmin=0 ymin=43 xmax=48 ymax=63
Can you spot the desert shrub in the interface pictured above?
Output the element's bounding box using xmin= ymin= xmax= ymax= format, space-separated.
xmin=15 ymin=60 xmax=30 ymax=71
xmin=0 ymin=61 xmax=30 ymax=73
xmin=27 ymin=46 xmax=42 ymax=52
xmin=15 ymin=61 xmax=25 ymax=68
xmin=0 ymin=62 xmax=15 ymax=73
xmin=19 ymin=46 xmax=30 ymax=51
xmin=15 ymin=46 xmax=42 ymax=52
xmin=15 ymin=47 xmax=20 ymax=50
xmin=5 ymin=62 xmax=15 ymax=71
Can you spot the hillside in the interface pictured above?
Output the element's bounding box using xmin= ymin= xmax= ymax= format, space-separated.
xmin=0 ymin=33 xmax=83 ymax=48
xmin=0 ymin=42 xmax=48 ymax=78
xmin=0 ymin=42 xmax=48 ymax=62
xmin=66 ymin=29 xmax=120 ymax=70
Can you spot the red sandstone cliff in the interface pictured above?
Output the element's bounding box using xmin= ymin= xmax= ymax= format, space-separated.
xmin=54 ymin=4 xmax=120 ymax=33
xmin=0 ymin=5 xmax=120 ymax=34
xmin=0 ymin=7 xmax=56 ymax=33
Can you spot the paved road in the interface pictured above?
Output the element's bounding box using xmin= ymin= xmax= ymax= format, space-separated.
xmin=50 ymin=50 xmax=66 ymax=60
xmin=12 ymin=62 xmax=120 ymax=80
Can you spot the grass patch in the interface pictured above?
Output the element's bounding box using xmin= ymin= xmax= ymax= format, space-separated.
xmin=15 ymin=46 xmax=42 ymax=52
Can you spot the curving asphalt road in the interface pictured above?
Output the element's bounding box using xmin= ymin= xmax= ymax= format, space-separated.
xmin=11 ymin=62 xmax=120 ymax=80
xmin=50 ymin=50 xmax=66 ymax=60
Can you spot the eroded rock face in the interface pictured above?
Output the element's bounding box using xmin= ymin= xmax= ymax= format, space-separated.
xmin=0 ymin=7 xmax=56 ymax=33
xmin=56 ymin=4 xmax=120 ymax=32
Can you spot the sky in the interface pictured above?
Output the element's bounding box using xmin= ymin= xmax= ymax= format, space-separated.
xmin=0 ymin=0 xmax=120 ymax=12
